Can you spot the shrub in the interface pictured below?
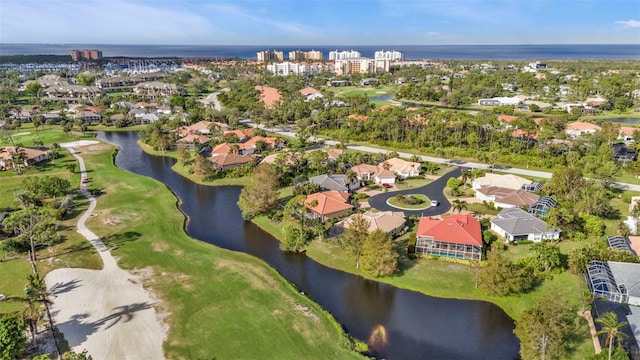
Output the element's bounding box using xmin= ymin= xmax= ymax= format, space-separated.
xmin=353 ymin=193 xmax=369 ymax=200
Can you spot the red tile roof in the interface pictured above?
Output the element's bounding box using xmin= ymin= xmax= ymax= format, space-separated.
xmin=498 ymin=115 xmax=518 ymax=123
xmin=565 ymin=121 xmax=602 ymax=132
xmin=299 ymin=87 xmax=320 ymax=96
xmin=305 ymin=191 xmax=352 ymax=215
xmin=255 ymin=85 xmax=282 ymax=108
xmin=416 ymin=214 xmax=482 ymax=246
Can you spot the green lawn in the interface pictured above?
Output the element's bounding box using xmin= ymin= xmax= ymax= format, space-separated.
xmin=323 ymin=85 xmax=396 ymax=98
xmin=0 ymin=129 xmax=102 ymax=315
xmin=387 ymin=194 xmax=431 ymax=209
xmin=395 ymin=178 xmax=432 ymax=190
xmin=79 ymin=142 xmax=364 ymax=359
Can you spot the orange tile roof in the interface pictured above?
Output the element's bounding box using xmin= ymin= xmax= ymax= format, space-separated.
xmin=619 ymin=126 xmax=638 ymax=136
xmin=244 ymin=135 xmax=280 ymax=147
xmin=565 ymin=121 xmax=602 ymax=131
xmin=299 ymin=87 xmax=320 ymax=96
xmin=511 ymin=129 xmax=539 ymax=139
xmin=498 ymin=115 xmax=518 ymax=123
xmin=305 ymin=191 xmax=353 ymax=215
xmin=378 ymin=104 xmax=393 ymax=111
xmin=208 ymin=153 xmax=256 ymax=167
xmin=223 ymin=129 xmax=253 ymax=140
xmin=347 ymin=114 xmax=368 ymax=122
xmin=417 ymin=214 xmax=482 ymax=246
xmin=255 ymin=85 xmax=282 ymax=108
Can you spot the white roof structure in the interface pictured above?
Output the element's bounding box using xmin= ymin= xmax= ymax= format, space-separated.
xmin=472 ymin=173 xmax=531 ymax=190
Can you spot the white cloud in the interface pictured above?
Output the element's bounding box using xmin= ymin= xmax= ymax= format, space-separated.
xmin=615 ymin=19 xmax=640 ymax=28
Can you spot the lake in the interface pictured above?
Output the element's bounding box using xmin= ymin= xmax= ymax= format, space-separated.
xmin=97 ymin=131 xmax=520 ymax=360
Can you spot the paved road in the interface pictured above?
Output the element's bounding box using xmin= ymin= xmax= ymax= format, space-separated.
xmin=246 ymin=121 xmax=640 ymax=192
xmin=199 ymin=87 xmax=229 ymax=110
xmin=368 ymin=168 xmax=462 ymax=217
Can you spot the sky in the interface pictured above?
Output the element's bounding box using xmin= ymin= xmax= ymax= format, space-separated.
xmin=1 ymin=0 xmax=639 ymax=45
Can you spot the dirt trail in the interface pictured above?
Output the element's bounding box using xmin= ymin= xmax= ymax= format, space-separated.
xmin=45 ymin=142 xmax=165 ymax=359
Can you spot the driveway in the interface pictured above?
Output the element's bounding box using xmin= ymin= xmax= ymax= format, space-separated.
xmin=367 ymin=167 xmax=462 ymax=217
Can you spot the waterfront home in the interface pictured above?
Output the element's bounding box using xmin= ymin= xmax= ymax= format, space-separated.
xmin=474 ymin=187 xmax=539 ymax=209
xmin=490 ymin=208 xmax=560 ymax=242
xmin=0 ymin=146 xmax=49 ymax=170
xmin=380 ymin=157 xmax=421 ymax=178
xmin=415 ymin=214 xmax=482 ymax=261
xmin=308 ymin=174 xmax=359 ymax=192
xmin=74 ymin=111 xmax=102 ymax=123
xmin=176 ymin=134 xmax=211 ymax=150
xmin=472 ymin=173 xmax=531 ymax=191
xmin=207 ymin=153 xmax=257 ymax=171
xmin=564 ymin=121 xmax=601 ymax=138
xmin=304 ymin=191 xmax=353 ymax=222
xmin=332 ymin=211 xmax=406 ymax=237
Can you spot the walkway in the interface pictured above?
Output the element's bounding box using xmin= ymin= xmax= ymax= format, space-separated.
xmin=368 ymin=168 xmax=461 ymax=217
xmin=44 ymin=142 xmax=165 ymax=360
xmin=198 ymin=87 xmax=229 ymax=110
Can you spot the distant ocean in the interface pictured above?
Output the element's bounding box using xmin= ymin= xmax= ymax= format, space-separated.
xmin=1 ymin=44 xmax=639 ymax=60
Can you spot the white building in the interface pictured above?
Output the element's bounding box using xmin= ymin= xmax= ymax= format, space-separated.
xmin=266 ymin=62 xmax=308 ymax=76
xmin=334 ymin=58 xmax=389 ymax=76
xmin=477 ymin=96 xmax=522 ymax=106
xmin=374 ymin=50 xmax=404 ymax=61
xmin=329 ymin=50 xmax=361 ymax=60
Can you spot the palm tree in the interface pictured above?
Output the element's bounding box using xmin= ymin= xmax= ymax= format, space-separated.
xmin=451 ymin=199 xmax=468 ymax=214
xmin=49 ymin=143 xmax=60 ymax=164
xmin=596 ymin=311 xmax=629 ymax=360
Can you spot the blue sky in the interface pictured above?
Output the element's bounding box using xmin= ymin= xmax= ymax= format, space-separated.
xmin=1 ymin=0 xmax=639 ymax=45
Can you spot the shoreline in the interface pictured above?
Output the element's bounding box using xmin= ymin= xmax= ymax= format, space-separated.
xmin=134 ymin=136 xmax=528 ymax=320
xmin=105 ymin=135 xmax=367 ymax=357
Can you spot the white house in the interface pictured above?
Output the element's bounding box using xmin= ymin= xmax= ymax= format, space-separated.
xmin=490 ymin=208 xmax=560 ymax=242
xmin=477 ymin=96 xmax=522 ymax=106
xmin=472 ymin=173 xmax=532 ymax=191
xmin=381 ymin=158 xmax=421 ymax=178
xmin=565 ymin=122 xmax=602 ymax=138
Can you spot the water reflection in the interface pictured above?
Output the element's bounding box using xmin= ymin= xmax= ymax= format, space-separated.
xmin=97 ymin=131 xmax=520 ymax=360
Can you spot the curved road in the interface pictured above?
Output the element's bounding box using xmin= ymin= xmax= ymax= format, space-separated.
xmin=368 ymin=168 xmax=462 ymax=217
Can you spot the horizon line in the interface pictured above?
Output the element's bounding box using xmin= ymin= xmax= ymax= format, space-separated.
xmin=2 ymin=42 xmax=639 ymax=47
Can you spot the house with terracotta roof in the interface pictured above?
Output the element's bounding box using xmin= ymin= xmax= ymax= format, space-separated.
xmin=304 ymin=191 xmax=353 ymax=222
xmin=223 ymin=129 xmax=254 ymax=142
xmin=347 ymin=114 xmax=368 ymax=122
xmin=565 ymin=121 xmax=602 ymax=138
xmin=0 ymin=146 xmax=49 ymax=170
xmin=333 ymin=211 xmax=406 ymax=237
xmin=255 ymin=85 xmax=282 ymax=108
xmin=475 ymin=187 xmax=540 ymax=209
xmin=207 ymin=153 xmax=257 ymax=171
xmin=618 ymin=126 xmax=638 ymax=142
xmin=490 ymin=208 xmax=560 ymax=242
xmin=415 ymin=214 xmax=483 ymax=261
xmin=380 ymin=157 xmax=421 ymax=178
xmin=497 ymin=115 xmax=518 ymax=124
xmin=242 ymin=136 xmax=283 ymax=154
xmin=176 ymin=134 xmax=212 ymax=150
xmin=299 ymin=87 xmax=323 ymax=101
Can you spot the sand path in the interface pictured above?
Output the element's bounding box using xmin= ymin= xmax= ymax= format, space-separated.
xmin=45 ymin=142 xmax=165 ymax=360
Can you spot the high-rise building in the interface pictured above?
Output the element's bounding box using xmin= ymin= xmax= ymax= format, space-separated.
xmin=304 ymin=50 xmax=323 ymax=61
xmin=71 ymin=49 xmax=103 ymax=61
xmin=328 ymin=50 xmax=361 ymax=61
xmin=334 ymin=58 xmax=390 ymax=76
xmin=257 ymin=50 xmax=284 ymax=62
xmin=266 ymin=62 xmax=308 ymax=76
xmin=288 ymin=50 xmax=305 ymax=61
xmin=374 ymin=50 xmax=404 ymax=61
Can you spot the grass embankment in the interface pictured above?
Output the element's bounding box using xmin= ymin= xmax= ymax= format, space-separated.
xmin=387 ymin=194 xmax=431 ymax=210
xmin=138 ymin=142 xmax=249 ymax=186
xmin=81 ymin=142 xmax=363 ymax=359
xmin=0 ymin=127 xmax=102 ymax=314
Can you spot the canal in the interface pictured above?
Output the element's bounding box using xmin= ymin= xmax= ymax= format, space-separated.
xmin=97 ymin=131 xmax=520 ymax=360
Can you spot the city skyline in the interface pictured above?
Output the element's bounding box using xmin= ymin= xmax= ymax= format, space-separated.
xmin=1 ymin=0 xmax=639 ymax=45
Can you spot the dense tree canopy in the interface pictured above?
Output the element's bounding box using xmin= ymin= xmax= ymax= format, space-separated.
xmin=237 ymin=164 xmax=280 ymax=219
